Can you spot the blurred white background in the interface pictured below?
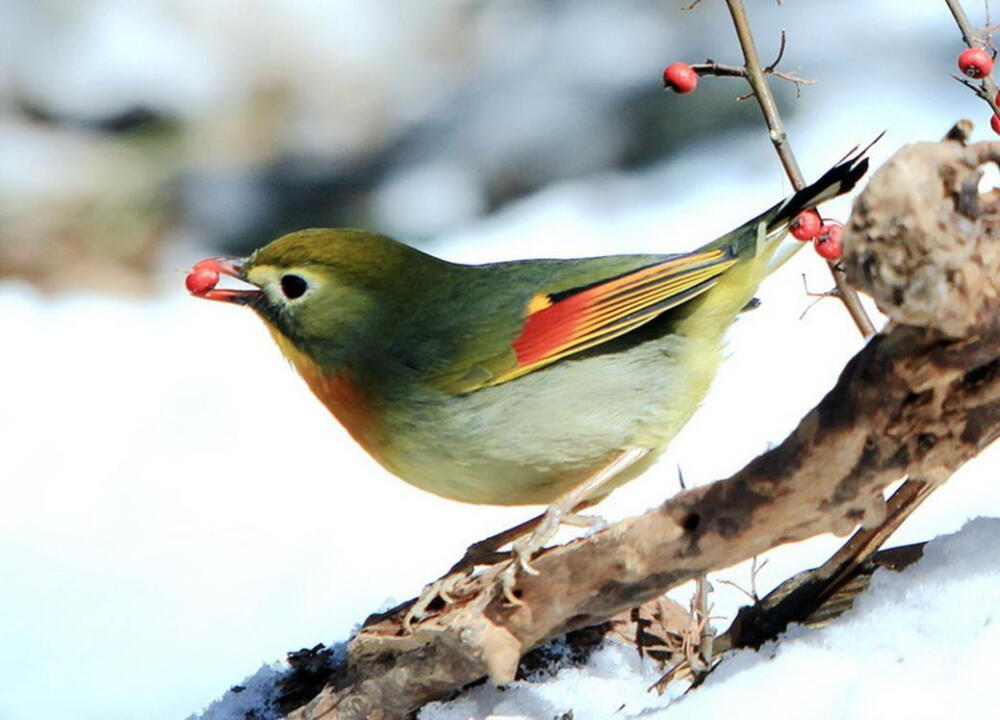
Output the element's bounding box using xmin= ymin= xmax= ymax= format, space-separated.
xmin=2 ymin=1 xmax=998 ymax=719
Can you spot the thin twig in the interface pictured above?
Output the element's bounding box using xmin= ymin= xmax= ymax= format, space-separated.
xmin=949 ymin=0 xmax=987 ymax=46
xmin=764 ymin=29 xmax=788 ymax=72
xmin=724 ymin=0 xmax=804 ymax=185
xmin=689 ymin=60 xmax=747 ymax=78
xmin=716 ymin=578 xmax=756 ymax=602
xmin=690 ymin=37 xmax=815 ymax=98
xmin=771 ymin=70 xmax=814 ymax=98
xmin=797 ymin=273 xmax=840 ymax=320
xmin=765 ymin=30 xmax=815 ymax=98
xmin=717 ymin=556 xmax=768 ymax=603
xmin=722 ymin=0 xmax=876 ymax=337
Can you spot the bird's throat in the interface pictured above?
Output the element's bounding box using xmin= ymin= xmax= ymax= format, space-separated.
xmin=264 ymin=325 xmax=376 ymax=452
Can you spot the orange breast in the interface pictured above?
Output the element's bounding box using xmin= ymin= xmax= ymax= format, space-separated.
xmin=305 ymin=370 xmax=374 ymax=448
xmin=265 ymin=326 xmax=376 ymax=452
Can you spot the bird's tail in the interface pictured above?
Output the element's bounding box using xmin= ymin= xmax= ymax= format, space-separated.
xmin=672 ymin=140 xmax=875 ymax=334
xmin=699 ymin=139 xmax=875 ymax=260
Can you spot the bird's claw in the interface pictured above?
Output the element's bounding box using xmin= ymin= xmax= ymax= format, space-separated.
xmin=407 ymin=500 xmax=612 ymax=615
xmin=402 ymin=572 xmax=472 ymax=633
xmin=499 ymin=505 xmax=572 ymax=605
xmin=518 ymin=553 xmax=540 ymax=575
xmin=501 ymin=566 xmax=524 ymax=606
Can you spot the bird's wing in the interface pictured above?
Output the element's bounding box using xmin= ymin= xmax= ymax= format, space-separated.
xmin=432 ymin=248 xmax=738 ymax=394
xmin=429 ymin=144 xmax=874 ymax=395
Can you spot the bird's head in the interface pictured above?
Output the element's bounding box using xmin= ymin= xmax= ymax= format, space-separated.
xmin=189 ymin=228 xmax=433 ymax=367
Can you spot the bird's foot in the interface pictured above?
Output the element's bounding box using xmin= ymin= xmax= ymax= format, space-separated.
xmin=500 ymin=447 xmax=648 ymax=605
xmin=402 ymin=571 xmax=476 ymax=633
xmin=499 ymin=507 xmax=605 ymax=605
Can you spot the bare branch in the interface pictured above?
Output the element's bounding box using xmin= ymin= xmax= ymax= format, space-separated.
xmin=948 ymin=0 xmax=988 ymax=46
xmin=724 ymin=0 xmax=804 ymax=186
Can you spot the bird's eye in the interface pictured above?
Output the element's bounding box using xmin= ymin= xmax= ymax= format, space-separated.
xmin=280 ymin=274 xmax=308 ymax=299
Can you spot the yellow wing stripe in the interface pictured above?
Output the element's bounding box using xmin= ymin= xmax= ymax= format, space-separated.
xmin=570 ymin=261 xmax=736 ymax=336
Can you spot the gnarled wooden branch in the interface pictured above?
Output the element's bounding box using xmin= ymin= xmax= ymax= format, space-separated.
xmin=285 ymin=135 xmax=1000 ymax=720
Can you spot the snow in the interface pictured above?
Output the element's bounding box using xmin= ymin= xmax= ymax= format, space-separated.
xmin=422 ymin=517 xmax=1000 ymax=719
xmin=3 ymin=1 xmax=1000 ymax=718
xmin=194 ymin=662 xmax=286 ymax=720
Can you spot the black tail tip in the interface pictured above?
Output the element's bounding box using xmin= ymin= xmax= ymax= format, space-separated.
xmin=793 ymin=134 xmax=882 ymax=211
xmin=834 ymin=131 xmax=885 ymax=191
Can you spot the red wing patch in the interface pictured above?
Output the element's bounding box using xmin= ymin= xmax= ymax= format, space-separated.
xmin=499 ymin=249 xmax=736 ymax=382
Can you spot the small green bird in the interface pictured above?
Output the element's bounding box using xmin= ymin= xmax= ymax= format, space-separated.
xmin=188 ymin=152 xmax=867 ymax=559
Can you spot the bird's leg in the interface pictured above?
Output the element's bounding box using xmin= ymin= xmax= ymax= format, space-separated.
xmin=446 ymin=495 xmax=610 ymax=574
xmin=404 ymin=501 xmax=602 ymax=631
xmin=445 ymin=513 xmax=549 ymax=575
xmin=502 ymin=446 xmax=649 ymax=604
xmin=405 ymin=448 xmax=646 ymax=625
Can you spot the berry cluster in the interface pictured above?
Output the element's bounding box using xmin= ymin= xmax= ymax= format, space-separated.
xmin=956 ymin=47 xmax=1000 ymax=134
xmin=790 ymin=210 xmax=844 ymax=260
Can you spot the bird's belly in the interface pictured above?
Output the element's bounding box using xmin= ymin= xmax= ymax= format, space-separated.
xmin=377 ymin=334 xmax=723 ymax=505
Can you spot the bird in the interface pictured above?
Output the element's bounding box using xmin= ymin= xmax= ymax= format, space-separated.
xmin=187 ymin=148 xmax=868 ymax=597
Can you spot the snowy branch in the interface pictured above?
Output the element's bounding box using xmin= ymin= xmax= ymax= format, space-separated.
xmin=284 ymin=134 xmax=1000 ymax=720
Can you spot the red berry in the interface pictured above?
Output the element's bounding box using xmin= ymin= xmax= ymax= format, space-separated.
xmin=663 ymin=62 xmax=698 ymax=94
xmin=959 ymin=47 xmax=993 ymax=78
xmin=790 ymin=209 xmax=823 ymax=240
xmin=186 ymin=267 xmax=220 ymax=295
xmin=813 ymin=223 xmax=844 ymax=260
xmin=991 ymin=114 xmax=1000 ymax=135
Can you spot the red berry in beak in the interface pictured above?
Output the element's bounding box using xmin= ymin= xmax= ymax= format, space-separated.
xmin=186 ymin=256 xmax=261 ymax=304
xmin=186 ymin=267 xmax=220 ymax=296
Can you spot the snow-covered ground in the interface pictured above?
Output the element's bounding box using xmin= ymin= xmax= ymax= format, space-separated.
xmin=4 ymin=1 xmax=1000 ymax=719
xmin=419 ymin=517 xmax=1000 ymax=720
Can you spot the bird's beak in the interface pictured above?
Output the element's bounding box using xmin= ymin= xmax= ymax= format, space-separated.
xmin=187 ymin=256 xmax=262 ymax=304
